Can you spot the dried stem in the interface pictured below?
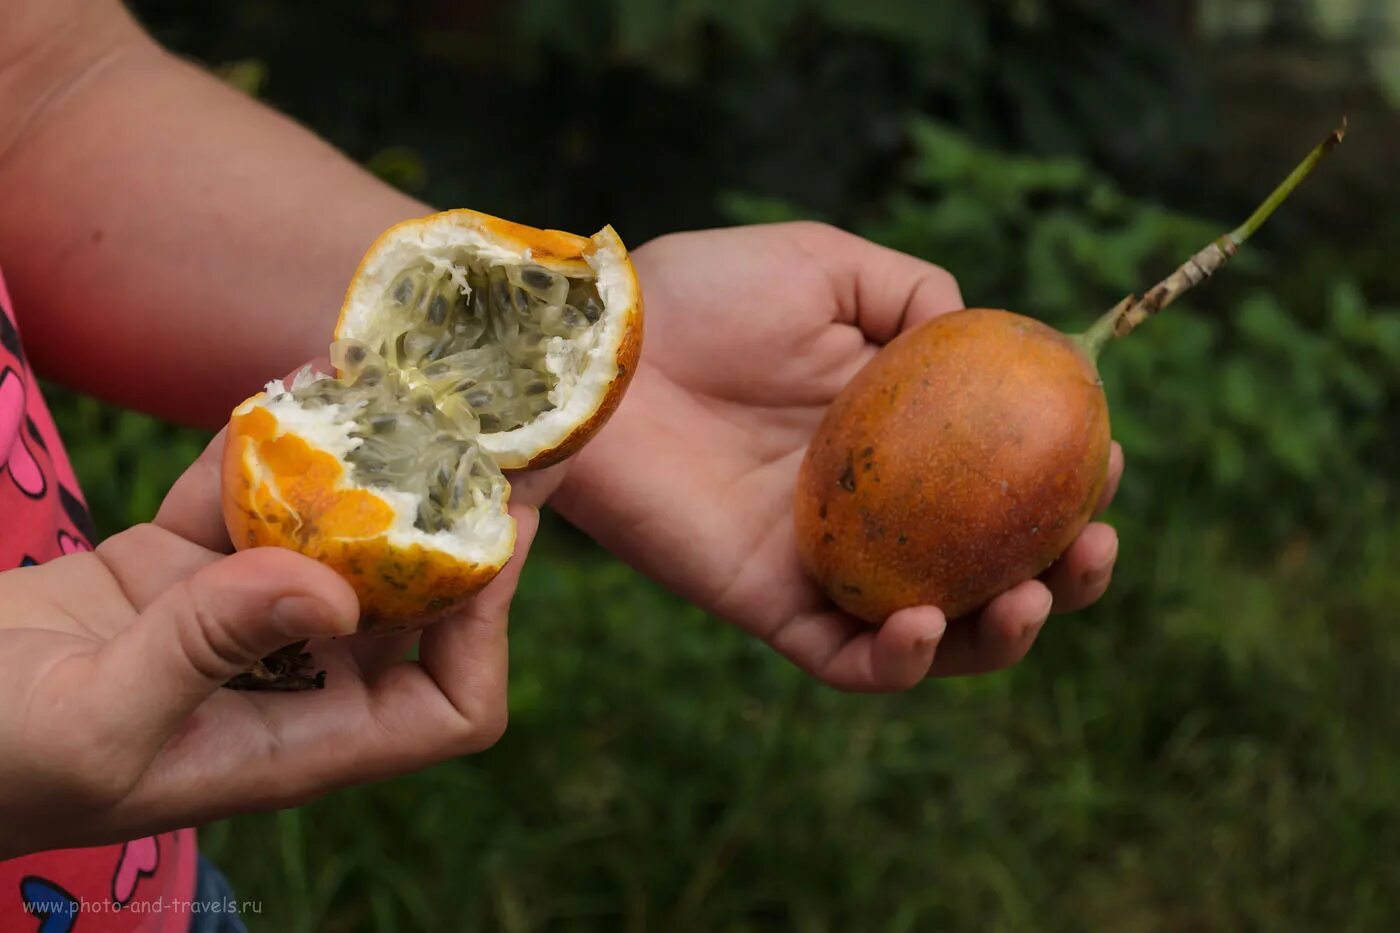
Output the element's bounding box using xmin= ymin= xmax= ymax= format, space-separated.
xmin=1078 ymin=119 xmax=1346 ymax=360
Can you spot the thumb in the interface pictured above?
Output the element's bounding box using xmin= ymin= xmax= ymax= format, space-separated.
xmin=99 ymin=547 xmax=359 ymax=738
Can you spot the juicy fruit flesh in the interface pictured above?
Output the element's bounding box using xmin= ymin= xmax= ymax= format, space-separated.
xmin=290 ymin=253 xmax=605 ymax=533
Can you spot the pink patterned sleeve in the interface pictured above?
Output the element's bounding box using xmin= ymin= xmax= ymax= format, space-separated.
xmin=0 ymin=266 xmax=199 ymax=932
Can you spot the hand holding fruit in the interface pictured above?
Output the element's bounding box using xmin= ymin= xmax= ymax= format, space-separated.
xmin=552 ymin=222 xmax=1124 ymax=691
xmin=795 ymin=123 xmax=1344 ymax=624
xmin=0 ymin=425 xmax=545 ymax=859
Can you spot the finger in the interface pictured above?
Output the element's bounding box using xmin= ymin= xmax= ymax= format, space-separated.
xmin=94 ymin=524 xmax=224 ymax=612
xmin=153 ymin=427 xmax=232 ymax=552
xmin=97 ymin=547 xmax=359 ymax=740
xmin=1041 ymin=522 xmax=1119 ymax=615
xmin=927 ymin=580 xmax=1052 ymax=678
xmin=1095 ymin=442 xmax=1124 ymax=515
xmin=348 ymin=631 xmax=419 ymax=678
xmin=768 ymin=603 xmax=945 ymax=693
xmin=871 ymin=606 xmax=946 ymax=689
xmin=408 ymin=503 xmax=538 ymax=734
xmin=502 ymin=462 xmax=570 ymax=509
xmin=244 ymin=505 xmax=538 ymax=793
xmin=787 ymin=222 xmax=964 ymax=343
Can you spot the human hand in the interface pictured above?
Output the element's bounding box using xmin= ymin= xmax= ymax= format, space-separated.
xmin=553 ymin=222 xmax=1123 ymax=691
xmin=0 ymin=425 xmax=557 ymax=859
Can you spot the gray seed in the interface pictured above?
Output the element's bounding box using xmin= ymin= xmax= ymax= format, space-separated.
xmin=428 ymin=294 xmax=448 ymax=326
xmin=392 ymin=277 xmax=415 ymax=305
xmin=479 ymin=413 xmax=500 ymax=432
xmin=580 ymin=297 xmax=603 ymax=322
xmin=522 ymin=266 xmax=553 ymax=290
xmin=369 ymin=413 xmax=397 ymax=434
xmin=466 ymin=389 xmax=492 ymax=408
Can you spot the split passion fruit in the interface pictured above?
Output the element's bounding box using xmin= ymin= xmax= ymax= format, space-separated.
xmin=222 ymin=210 xmax=642 ymax=635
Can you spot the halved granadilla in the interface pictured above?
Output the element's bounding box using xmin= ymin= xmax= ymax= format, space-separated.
xmin=221 ymin=209 xmax=642 ymax=633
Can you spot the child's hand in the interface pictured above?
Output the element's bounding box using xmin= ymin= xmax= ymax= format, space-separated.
xmin=0 ymin=428 xmax=550 ymax=859
xmin=553 ymin=223 xmax=1124 ymax=692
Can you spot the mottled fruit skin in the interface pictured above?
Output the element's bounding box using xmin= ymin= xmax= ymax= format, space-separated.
xmin=795 ymin=308 xmax=1111 ymax=623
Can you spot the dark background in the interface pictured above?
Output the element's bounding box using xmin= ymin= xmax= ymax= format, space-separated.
xmin=46 ymin=1 xmax=1400 ymax=930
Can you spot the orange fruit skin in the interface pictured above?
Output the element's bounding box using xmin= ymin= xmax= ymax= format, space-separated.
xmin=221 ymin=406 xmax=511 ymax=633
xmin=794 ymin=308 xmax=1111 ymax=623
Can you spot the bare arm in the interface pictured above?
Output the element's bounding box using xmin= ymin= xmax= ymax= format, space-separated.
xmin=0 ymin=0 xmax=429 ymax=427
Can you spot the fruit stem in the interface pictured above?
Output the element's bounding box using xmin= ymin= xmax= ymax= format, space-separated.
xmin=1077 ymin=118 xmax=1346 ymax=360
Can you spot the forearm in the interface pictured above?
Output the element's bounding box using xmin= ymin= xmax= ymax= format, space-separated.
xmin=0 ymin=1 xmax=428 ymax=427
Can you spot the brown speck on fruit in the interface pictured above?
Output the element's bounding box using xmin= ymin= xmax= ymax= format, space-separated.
xmin=617 ymin=363 xmax=628 ymax=376
xmin=818 ymin=504 xmax=828 ymax=520
xmin=838 ymin=453 xmax=857 ymax=492
xmin=822 ymin=532 xmax=835 ymax=544
xmin=897 ymin=533 xmax=908 ymax=545
xmin=841 ymin=583 xmax=863 ymax=595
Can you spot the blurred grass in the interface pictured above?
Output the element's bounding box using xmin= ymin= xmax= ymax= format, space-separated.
xmin=41 ymin=1 xmax=1400 ymax=929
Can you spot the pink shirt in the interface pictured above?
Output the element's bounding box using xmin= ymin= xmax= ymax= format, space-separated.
xmin=0 ymin=268 xmax=198 ymax=931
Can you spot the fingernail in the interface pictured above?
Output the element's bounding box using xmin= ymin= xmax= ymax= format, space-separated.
xmin=912 ymin=627 xmax=946 ymax=650
xmin=272 ymin=596 xmax=353 ymax=637
xmin=915 ymin=619 xmax=947 ymax=653
xmin=1028 ymin=590 xmax=1053 ymax=634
